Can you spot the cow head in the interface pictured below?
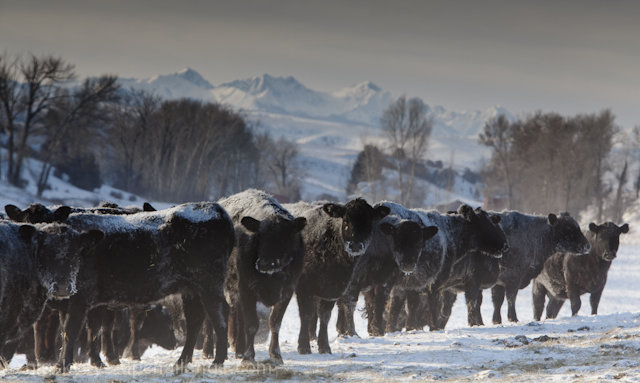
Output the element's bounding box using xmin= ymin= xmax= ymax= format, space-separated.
xmin=380 ymin=220 xmax=438 ymax=275
xmin=548 ymin=213 xmax=591 ymax=254
xmin=5 ymin=203 xmax=71 ymax=223
xmin=322 ymin=198 xmax=390 ymax=257
xmin=241 ymin=215 xmax=307 ymax=275
xmin=459 ymin=205 xmax=508 ymax=258
xmin=588 ymin=222 xmax=629 ymax=261
xmin=19 ymin=224 xmax=104 ymax=300
xmin=140 ymin=305 xmax=177 ymax=350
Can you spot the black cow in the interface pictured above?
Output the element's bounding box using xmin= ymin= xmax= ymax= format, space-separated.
xmin=335 ymin=201 xmax=438 ymax=337
xmin=51 ymin=202 xmax=234 ymax=372
xmin=383 ymin=205 xmax=508 ymax=333
xmin=533 ymin=222 xmax=629 ymax=320
xmin=0 ymin=221 xmax=103 ymax=369
xmin=4 ymin=202 xmax=159 ymax=367
xmin=491 ymin=211 xmax=591 ymax=324
xmin=285 ymin=198 xmax=389 ymax=355
xmin=220 ymin=189 xmax=306 ymax=366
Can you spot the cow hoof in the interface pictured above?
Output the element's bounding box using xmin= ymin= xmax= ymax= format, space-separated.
xmin=264 ymin=357 xmax=283 ymax=366
xmin=318 ymin=347 xmax=332 ymax=354
xmin=91 ymin=360 xmax=106 ymax=369
xmin=55 ymin=363 xmax=70 ymax=374
xmin=19 ymin=362 xmax=37 ymax=371
xmin=107 ymin=358 xmax=120 ymax=366
xmin=210 ymin=359 xmax=224 ymax=368
xmin=297 ymin=347 xmax=311 ymax=355
xmin=240 ymin=359 xmax=259 ymax=369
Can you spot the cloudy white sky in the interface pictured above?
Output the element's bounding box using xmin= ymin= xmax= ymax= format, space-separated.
xmin=1 ymin=0 xmax=639 ymax=128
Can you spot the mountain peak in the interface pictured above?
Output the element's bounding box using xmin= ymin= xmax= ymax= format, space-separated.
xmin=174 ymin=67 xmax=214 ymax=90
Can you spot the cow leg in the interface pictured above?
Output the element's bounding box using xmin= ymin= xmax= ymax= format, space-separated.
xmin=239 ymin=293 xmax=258 ymax=363
xmin=21 ymin=330 xmax=38 ymax=370
xmin=201 ymin=296 xmax=228 ymax=366
xmin=56 ymin=296 xmax=89 ymax=373
xmin=86 ymin=307 xmax=106 ymax=368
xmin=491 ymin=285 xmax=505 ymax=324
xmin=123 ymin=308 xmax=147 ymax=360
xmin=436 ymin=290 xmax=457 ymax=330
xmin=34 ymin=305 xmax=59 ymax=364
xmin=546 ymin=297 xmax=564 ymax=319
xmin=100 ymin=309 xmax=119 ymax=365
xmin=568 ymin=285 xmax=582 ymax=316
xmin=385 ymin=288 xmax=406 ymax=333
xmin=296 ymin=292 xmax=313 ymax=354
xmin=308 ymin=300 xmax=318 ymax=342
xmin=590 ymin=288 xmax=604 ymax=315
xmin=405 ymin=290 xmax=423 ymax=331
xmin=532 ymin=280 xmax=547 ymax=321
xmin=465 ymin=286 xmax=484 ymax=326
xmin=316 ymin=299 xmax=335 ymax=354
xmin=336 ymin=293 xmax=358 ymax=337
xmin=175 ymin=295 xmax=205 ymax=370
xmin=505 ymin=285 xmax=519 ymax=323
xmin=228 ymin=305 xmax=245 ymax=358
xmin=268 ymin=292 xmax=293 ymax=364
xmin=201 ymin=319 xmax=214 ymax=359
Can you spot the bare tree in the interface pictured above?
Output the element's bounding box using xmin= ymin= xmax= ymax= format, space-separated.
xmin=0 ymin=53 xmax=75 ymax=186
xmin=479 ymin=114 xmax=515 ymax=209
xmin=381 ymin=95 xmax=432 ymax=206
xmin=35 ymin=75 xmax=119 ymax=196
xmin=263 ymin=136 xmax=303 ymax=201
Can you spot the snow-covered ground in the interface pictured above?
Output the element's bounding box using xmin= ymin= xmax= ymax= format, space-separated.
xmin=2 ymin=242 xmax=639 ymax=382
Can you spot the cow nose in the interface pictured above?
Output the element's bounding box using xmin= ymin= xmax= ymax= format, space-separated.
xmin=349 ymin=242 xmax=363 ymax=252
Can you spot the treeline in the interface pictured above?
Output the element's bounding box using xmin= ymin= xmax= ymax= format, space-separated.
xmin=480 ymin=110 xmax=632 ymax=221
xmin=0 ymin=53 xmax=303 ymax=202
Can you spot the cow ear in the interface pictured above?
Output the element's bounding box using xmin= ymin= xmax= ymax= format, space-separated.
xmin=322 ymin=203 xmax=346 ymax=218
xmin=294 ymin=217 xmax=307 ymax=232
xmin=53 ymin=206 xmax=71 ymax=222
xmin=491 ymin=215 xmax=501 ymax=224
xmin=18 ymin=225 xmax=37 ymax=243
xmin=458 ymin=204 xmax=475 ymax=221
xmin=548 ymin=214 xmax=558 ymax=226
xmin=143 ymin=202 xmax=156 ymax=212
xmin=5 ymin=204 xmax=22 ymax=221
xmin=619 ymin=223 xmax=629 ymax=234
xmin=588 ymin=222 xmax=599 ymax=233
xmin=379 ymin=222 xmax=395 ymax=236
xmin=81 ymin=229 xmax=105 ymax=247
xmin=241 ymin=216 xmax=261 ymax=233
xmin=375 ymin=205 xmax=391 ymax=219
xmin=423 ymin=225 xmax=438 ymax=240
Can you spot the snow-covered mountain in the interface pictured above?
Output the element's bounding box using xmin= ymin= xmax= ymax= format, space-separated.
xmin=115 ymin=68 xmax=512 ymax=201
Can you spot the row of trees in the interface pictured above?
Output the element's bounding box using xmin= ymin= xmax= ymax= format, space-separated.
xmin=0 ymin=53 xmax=303 ymax=202
xmin=480 ymin=110 xmax=630 ymax=221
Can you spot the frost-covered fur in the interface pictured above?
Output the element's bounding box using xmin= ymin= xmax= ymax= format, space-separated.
xmin=382 ymin=205 xmax=508 ymax=333
xmin=48 ymin=202 xmax=234 ymax=372
xmin=490 ymin=211 xmax=590 ymax=324
xmin=286 ymin=198 xmax=389 ymax=355
xmin=533 ymin=222 xmax=628 ymax=320
xmin=335 ymin=201 xmax=438 ymax=337
xmin=220 ymin=189 xmax=306 ymax=365
xmin=0 ymin=221 xmax=103 ymax=369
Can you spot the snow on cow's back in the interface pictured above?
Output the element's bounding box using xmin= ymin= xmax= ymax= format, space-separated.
xmin=66 ymin=202 xmax=226 ymax=234
xmin=218 ymin=189 xmax=294 ymax=222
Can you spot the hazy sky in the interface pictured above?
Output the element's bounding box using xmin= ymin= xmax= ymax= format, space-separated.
xmin=2 ymin=0 xmax=639 ymax=128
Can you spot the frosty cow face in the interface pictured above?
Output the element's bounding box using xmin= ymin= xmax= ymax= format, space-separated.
xmin=20 ymin=224 xmax=104 ymax=300
xmin=588 ymin=222 xmax=629 ymax=261
xmin=459 ymin=206 xmax=508 ymax=258
xmin=323 ymin=199 xmax=390 ymax=257
xmin=241 ymin=215 xmax=307 ymax=275
xmin=380 ymin=220 xmax=438 ymax=275
xmin=548 ymin=213 xmax=591 ymax=255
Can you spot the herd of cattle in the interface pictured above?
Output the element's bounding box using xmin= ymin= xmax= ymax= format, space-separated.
xmin=0 ymin=189 xmax=629 ymax=373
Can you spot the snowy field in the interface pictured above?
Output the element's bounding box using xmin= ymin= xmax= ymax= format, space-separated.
xmin=2 ymin=243 xmax=640 ymax=382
